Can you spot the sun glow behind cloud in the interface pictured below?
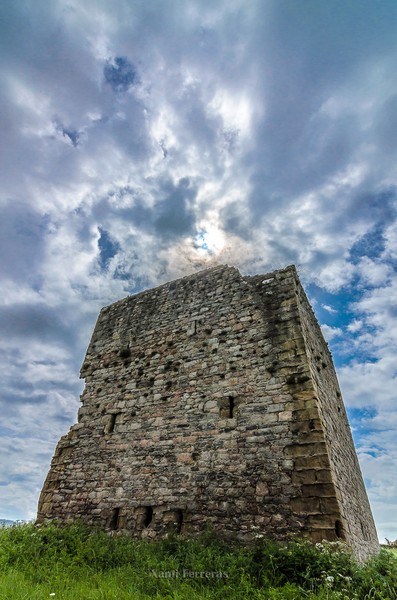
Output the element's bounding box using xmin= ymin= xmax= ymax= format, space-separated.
xmin=194 ymin=223 xmax=226 ymax=255
xmin=208 ymin=89 xmax=254 ymax=137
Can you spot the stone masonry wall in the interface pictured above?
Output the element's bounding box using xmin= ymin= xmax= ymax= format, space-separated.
xmin=37 ymin=265 xmax=379 ymax=560
xmin=295 ymin=285 xmax=379 ymax=561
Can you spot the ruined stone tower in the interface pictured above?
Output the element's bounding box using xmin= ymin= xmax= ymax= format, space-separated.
xmin=38 ymin=265 xmax=379 ymax=561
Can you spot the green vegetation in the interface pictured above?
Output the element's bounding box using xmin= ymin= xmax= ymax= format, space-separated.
xmin=0 ymin=523 xmax=396 ymax=599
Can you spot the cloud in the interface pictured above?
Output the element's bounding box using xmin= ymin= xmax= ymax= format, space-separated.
xmin=320 ymin=324 xmax=343 ymax=341
xmin=347 ymin=319 xmax=363 ymax=333
xmin=0 ymin=304 xmax=71 ymax=342
xmin=321 ymin=304 xmax=337 ymax=314
xmin=0 ymin=201 xmax=48 ymax=284
xmin=153 ymin=177 xmax=198 ymax=239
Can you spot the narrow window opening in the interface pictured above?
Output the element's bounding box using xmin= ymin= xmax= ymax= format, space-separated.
xmin=360 ymin=520 xmax=369 ymax=540
xmin=107 ymin=413 xmax=117 ymax=433
xmin=174 ymin=509 xmax=183 ymax=533
xmin=143 ymin=506 xmax=153 ymax=528
xmin=228 ymin=396 xmax=235 ymax=418
xmin=335 ymin=519 xmax=344 ymax=539
xmin=219 ymin=397 xmax=237 ymax=419
xmin=119 ymin=347 xmax=131 ymax=359
xmin=109 ymin=507 xmax=120 ymax=530
xmin=188 ymin=320 xmax=197 ymax=336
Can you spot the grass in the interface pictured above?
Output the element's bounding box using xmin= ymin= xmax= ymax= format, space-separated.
xmin=0 ymin=523 xmax=396 ymax=599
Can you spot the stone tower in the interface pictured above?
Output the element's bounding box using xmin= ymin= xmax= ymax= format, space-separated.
xmin=37 ymin=265 xmax=379 ymax=561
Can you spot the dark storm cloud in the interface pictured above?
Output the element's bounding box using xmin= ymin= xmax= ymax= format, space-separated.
xmin=0 ymin=304 xmax=71 ymax=343
xmin=91 ymin=177 xmax=199 ymax=246
xmin=240 ymin=1 xmax=397 ymax=222
xmin=348 ymin=189 xmax=397 ymax=227
xmin=261 ymin=1 xmax=397 ymax=83
xmin=1 ymin=391 xmax=49 ymax=407
xmin=373 ymin=94 xmax=397 ymax=154
xmin=246 ymin=112 xmax=360 ymax=214
xmin=154 ymin=177 xmax=198 ymax=239
xmin=0 ymin=2 xmax=100 ymax=195
xmin=97 ymin=194 xmax=153 ymax=230
xmin=0 ymin=201 xmax=48 ymax=283
xmin=0 ymin=2 xmax=151 ymax=204
xmin=0 ymin=1 xmax=101 ymax=113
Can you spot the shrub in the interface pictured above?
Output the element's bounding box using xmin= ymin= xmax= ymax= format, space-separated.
xmin=0 ymin=523 xmax=396 ymax=599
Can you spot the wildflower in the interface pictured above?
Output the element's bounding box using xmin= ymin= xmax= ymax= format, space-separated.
xmin=315 ymin=542 xmax=324 ymax=550
xmin=49 ymin=594 xmax=55 ymax=597
xmin=325 ymin=575 xmax=334 ymax=583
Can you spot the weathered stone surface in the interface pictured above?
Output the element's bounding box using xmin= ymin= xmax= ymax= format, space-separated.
xmin=37 ymin=265 xmax=379 ymax=561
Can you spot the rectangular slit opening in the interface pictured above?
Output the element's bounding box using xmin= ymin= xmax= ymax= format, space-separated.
xmin=143 ymin=506 xmax=153 ymax=528
xmin=219 ymin=397 xmax=236 ymax=419
xmin=105 ymin=412 xmax=121 ymax=434
xmin=108 ymin=414 xmax=117 ymax=433
xmin=109 ymin=507 xmax=120 ymax=530
xmin=228 ymin=396 xmax=235 ymax=418
xmin=175 ymin=509 xmax=183 ymax=533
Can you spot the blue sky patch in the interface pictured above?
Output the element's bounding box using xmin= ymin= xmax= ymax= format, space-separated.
xmin=104 ymin=56 xmax=137 ymax=92
xmin=97 ymin=227 xmax=120 ymax=271
xmin=62 ymin=127 xmax=80 ymax=147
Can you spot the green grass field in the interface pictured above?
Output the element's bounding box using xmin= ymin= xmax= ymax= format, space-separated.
xmin=0 ymin=523 xmax=396 ymax=599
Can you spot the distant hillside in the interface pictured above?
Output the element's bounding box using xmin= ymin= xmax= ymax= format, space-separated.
xmin=0 ymin=519 xmax=15 ymax=526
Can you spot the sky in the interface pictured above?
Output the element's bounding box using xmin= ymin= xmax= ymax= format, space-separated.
xmin=0 ymin=0 xmax=396 ymax=543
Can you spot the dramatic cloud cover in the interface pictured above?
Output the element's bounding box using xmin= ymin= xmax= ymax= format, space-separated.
xmin=1 ymin=0 xmax=396 ymax=542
